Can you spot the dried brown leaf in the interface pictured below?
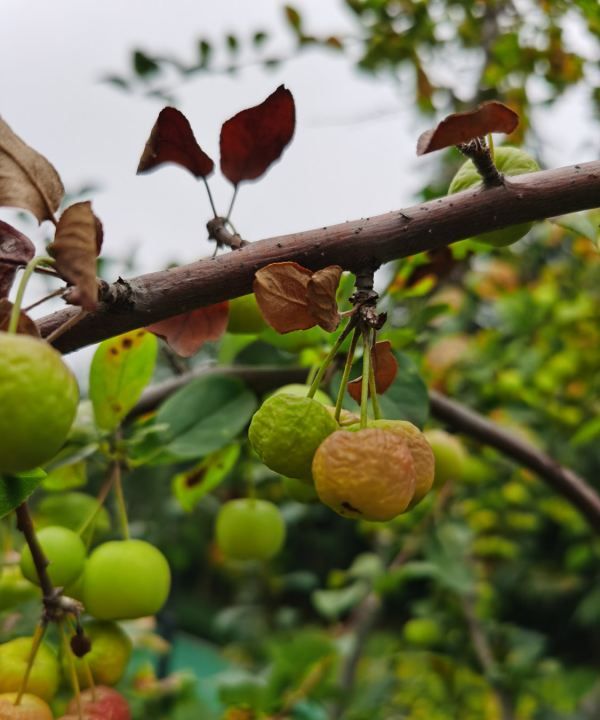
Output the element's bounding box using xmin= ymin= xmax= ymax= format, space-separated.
xmin=137 ymin=107 xmax=215 ymax=178
xmin=49 ymin=201 xmax=100 ymax=311
xmin=0 ymin=116 xmax=64 ymax=223
xmin=220 ymin=85 xmax=295 ymax=185
xmin=306 ymin=265 xmax=342 ymax=332
xmin=416 ymin=101 xmax=519 ymax=156
xmin=0 ymin=299 xmax=40 ymax=337
xmin=348 ymin=341 xmax=398 ymax=403
xmin=147 ymin=302 xmax=229 ymax=357
xmin=0 ymin=220 xmax=35 ymax=298
xmin=253 ymin=261 xmax=315 ymax=333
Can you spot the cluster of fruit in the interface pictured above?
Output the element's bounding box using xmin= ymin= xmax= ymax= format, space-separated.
xmin=247 ymin=384 xmax=465 ymax=523
xmin=0 ymin=625 xmax=131 ymax=719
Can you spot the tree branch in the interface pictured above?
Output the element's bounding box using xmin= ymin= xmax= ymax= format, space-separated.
xmin=37 ymin=161 xmax=600 ymax=353
xmin=129 ymin=364 xmax=600 ymax=531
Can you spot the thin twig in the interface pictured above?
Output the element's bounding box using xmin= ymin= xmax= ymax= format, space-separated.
xmin=45 ymin=308 xmax=88 ymax=345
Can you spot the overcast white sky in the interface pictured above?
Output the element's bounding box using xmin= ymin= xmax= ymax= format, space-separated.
xmin=1 ymin=1 xmax=596 ymax=376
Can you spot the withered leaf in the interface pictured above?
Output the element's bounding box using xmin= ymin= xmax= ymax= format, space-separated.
xmin=253 ymin=261 xmax=314 ymax=333
xmin=137 ymin=107 xmax=215 ymax=178
xmin=0 ymin=220 xmax=35 ymax=298
xmin=0 ymin=299 xmax=40 ymax=337
xmin=348 ymin=341 xmax=398 ymax=403
xmin=306 ymin=265 xmax=342 ymax=332
xmin=48 ymin=201 xmax=100 ymax=311
xmin=147 ymin=302 xmax=229 ymax=357
xmin=220 ymin=85 xmax=295 ymax=185
xmin=416 ymin=101 xmax=519 ymax=156
xmin=0 ymin=116 xmax=64 ymax=223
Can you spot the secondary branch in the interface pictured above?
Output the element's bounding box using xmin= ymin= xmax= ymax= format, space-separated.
xmin=37 ymin=160 xmax=600 ymax=353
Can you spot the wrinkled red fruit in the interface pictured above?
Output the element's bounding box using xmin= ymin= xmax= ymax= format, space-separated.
xmin=62 ymin=687 xmax=130 ymax=720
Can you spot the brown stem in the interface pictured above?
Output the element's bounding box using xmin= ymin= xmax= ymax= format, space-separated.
xmin=458 ymin=137 xmax=503 ymax=187
xmin=15 ymin=502 xmax=54 ymax=599
xmin=206 ymin=216 xmax=249 ymax=250
xmin=37 ymin=160 xmax=600 ymax=353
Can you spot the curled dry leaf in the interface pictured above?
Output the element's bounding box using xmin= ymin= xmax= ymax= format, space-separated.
xmin=137 ymin=107 xmax=215 ymax=178
xmin=48 ymin=201 xmax=101 ymax=311
xmin=348 ymin=341 xmax=398 ymax=403
xmin=0 ymin=299 xmax=40 ymax=337
xmin=0 ymin=116 xmax=64 ymax=223
xmin=0 ymin=220 xmax=35 ymax=298
xmin=416 ymin=101 xmax=519 ymax=156
xmin=147 ymin=302 xmax=229 ymax=357
xmin=306 ymin=265 xmax=342 ymax=332
xmin=253 ymin=261 xmax=314 ymax=333
xmin=220 ymin=85 xmax=295 ymax=185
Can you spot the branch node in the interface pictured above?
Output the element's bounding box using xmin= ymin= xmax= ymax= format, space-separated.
xmin=207 ymin=217 xmax=249 ymax=250
xmin=458 ymin=137 xmax=504 ymax=188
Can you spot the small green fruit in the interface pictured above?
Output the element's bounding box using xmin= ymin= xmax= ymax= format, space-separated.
xmin=227 ymin=294 xmax=267 ymax=334
xmin=20 ymin=526 xmax=86 ymax=589
xmin=0 ymin=332 xmax=79 ymax=474
xmin=248 ymin=394 xmax=337 ymax=481
xmin=402 ymin=618 xmax=443 ymax=647
xmin=423 ymin=429 xmax=466 ymax=487
xmin=0 ymin=638 xmax=60 ymax=701
xmin=448 ymin=146 xmax=540 ymax=246
xmin=82 ymin=540 xmax=171 ymax=620
xmin=65 ymin=621 xmax=132 ymax=688
xmin=269 ymin=383 xmax=333 ymax=406
xmin=216 ymin=499 xmax=286 ymax=561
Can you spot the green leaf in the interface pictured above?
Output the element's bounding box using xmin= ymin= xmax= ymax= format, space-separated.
xmin=172 ymin=444 xmax=240 ymax=511
xmin=378 ymin=352 xmax=430 ymax=427
xmin=550 ymin=212 xmax=598 ymax=243
xmin=312 ymin=581 xmax=369 ymax=620
xmin=0 ymin=470 xmax=46 ymax=519
xmin=89 ymin=329 xmax=158 ymax=431
xmin=42 ymin=460 xmax=86 ymax=491
xmin=156 ymin=376 xmax=257 ymax=459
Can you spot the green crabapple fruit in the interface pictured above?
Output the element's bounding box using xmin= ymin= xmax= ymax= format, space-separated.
xmin=20 ymin=526 xmax=86 ymax=589
xmin=216 ymin=499 xmax=286 ymax=561
xmin=423 ymin=429 xmax=466 ymax=487
xmin=448 ymin=146 xmax=540 ymax=247
xmin=0 ymin=638 xmax=60 ymax=702
xmin=82 ymin=540 xmax=171 ymax=621
xmin=269 ymin=383 xmax=333 ymax=406
xmin=227 ymin=294 xmax=268 ymax=334
xmin=65 ymin=620 xmax=132 ymax=688
xmin=248 ymin=393 xmax=337 ymax=481
xmin=0 ymin=332 xmax=79 ymax=474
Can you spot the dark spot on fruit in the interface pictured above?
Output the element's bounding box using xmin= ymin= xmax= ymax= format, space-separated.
xmin=122 ymin=337 xmax=133 ymax=349
xmin=110 ymin=347 xmax=119 ymax=356
xmin=341 ymin=501 xmax=361 ymax=514
xmin=186 ymin=467 xmax=208 ymax=487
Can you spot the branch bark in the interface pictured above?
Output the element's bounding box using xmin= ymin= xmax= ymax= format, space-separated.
xmin=37 ymin=160 xmax=600 ymax=353
xmin=129 ymin=364 xmax=600 ymax=531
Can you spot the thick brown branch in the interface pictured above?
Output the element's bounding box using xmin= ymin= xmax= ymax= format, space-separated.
xmin=129 ymin=365 xmax=600 ymax=531
xmin=428 ymin=390 xmax=600 ymax=531
xmin=37 ymin=161 xmax=600 ymax=353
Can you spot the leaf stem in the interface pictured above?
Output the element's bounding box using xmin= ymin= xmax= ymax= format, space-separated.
xmin=202 ymin=177 xmax=218 ymax=218
xmin=334 ymin=327 xmax=360 ymax=422
xmin=307 ymin=319 xmax=356 ymax=400
xmin=7 ymin=256 xmax=55 ymax=334
xmin=225 ymin=185 xmax=239 ymax=222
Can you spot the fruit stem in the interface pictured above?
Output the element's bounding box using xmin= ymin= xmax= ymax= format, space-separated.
xmin=368 ymin=330 xmax=382 ymax=420
xmin=67 ymin=617 xmax=97 ymax=702
xmin=77 ymin=463 xmax=119 ymax=544
xmin=7 ymin=256 xmax=55 ymax=334
xmin=307 ymin=318 xmax=356 ymax=400
xmin=112 ymin=461 xmax=130 ymax=541
xmin=360 ymin=331 xmax=371 ymax=429
xmin=334 ymin=326 xmax=360 ymax=423
xmin=487 ymin=132 xmax=495 ymax=162
xmin=14 ymin=503 xmax=55 ymax=601
xmin=59 ymin=620 xmax=83 ymax=720
xmin=14 ymin=622 xmax=46 ymax=705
